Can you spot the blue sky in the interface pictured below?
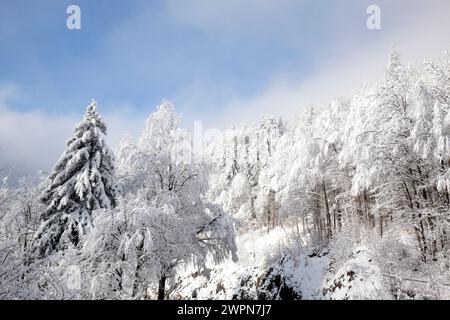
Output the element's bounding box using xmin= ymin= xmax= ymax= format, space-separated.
xmin=0 ymin=0 xmax=378 ymax=120
xmin=1 ymin=0 xmax=450 ymax=177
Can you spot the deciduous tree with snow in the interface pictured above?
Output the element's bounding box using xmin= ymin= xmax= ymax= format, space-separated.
xmin=111 ymin=101 xmax=237 ymax=299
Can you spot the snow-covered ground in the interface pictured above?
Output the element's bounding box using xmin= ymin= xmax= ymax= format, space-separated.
xmin=169 ymin=222 xmax=396 ymax=300
xmin=322 ymin=246 xmax=389 ymax=299
xmin=169 ymin=216 xmax=450 ymax=300
xmin=172 ymin=224 xmax=296 ymax=299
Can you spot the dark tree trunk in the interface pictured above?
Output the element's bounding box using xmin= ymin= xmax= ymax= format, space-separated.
xmin=379 ymin=213 xmax=383 ymax=238
xmin=250 ymin=194 xmax=256 ymax=219
xmin=322 ymin=181 xmax=332 ymax=239
xmin=158 ymin=275 xmax=166 ymax=300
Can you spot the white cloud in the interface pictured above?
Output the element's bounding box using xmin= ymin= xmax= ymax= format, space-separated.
xmin=0 ymin=88 xmax=144 ymax=180
xmin=202 ymin=0 xmax=450 ymax=127
xmin=165 ymin=0 xmax=304 ymax=38
xmin=0 ymin=106 xmax=78 ymax=176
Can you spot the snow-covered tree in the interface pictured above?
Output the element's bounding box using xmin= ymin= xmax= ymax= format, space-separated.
xmin=114 ymin=101 xmax=237 ymax=299
xmin=424 ymin=50 xmax=450 ymax=104
xmin=32 ymin=100 xmax=119 ymax=259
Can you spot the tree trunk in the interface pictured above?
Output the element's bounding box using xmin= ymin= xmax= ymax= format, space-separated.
xmin=158 ymin=275 xmax=166 ymax=300
xmin=426 ymin=214 xmax=438 ymax=260
xmin=322 ymin=181 xmax=332 ymax=239
xmin=336 ymin=198 xmax=342 ymax=231
xmin=363 ymin=191 xmax=374 ymax=228
xmin=313 ymin=192 xmax=322 ymax=244
xmin=379 ymin=213 xmax=383 ymax=238
xmin=441 ymin=228 xmax=448 ymax=251
xmin=250 ymin=194 xmax=256 ymax=219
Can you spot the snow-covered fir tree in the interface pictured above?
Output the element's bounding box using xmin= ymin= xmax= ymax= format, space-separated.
xmin=32 ymin=100 xmax=119 ymax=258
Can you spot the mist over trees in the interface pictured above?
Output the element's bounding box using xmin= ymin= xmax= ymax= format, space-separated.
xmin=1 ymin=49 xmax=450 ymax=299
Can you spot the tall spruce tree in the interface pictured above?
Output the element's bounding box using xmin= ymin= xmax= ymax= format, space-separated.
xmin=33 ymin=100 xmax=118 ymax=258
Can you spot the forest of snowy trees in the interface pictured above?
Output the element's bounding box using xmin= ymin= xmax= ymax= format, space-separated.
xmin=1 ymin=49 xmax=450 ymax=300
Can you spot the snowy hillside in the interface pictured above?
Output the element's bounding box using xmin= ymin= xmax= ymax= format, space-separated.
xmin=170 ymin=224 xmax=450 ymax=300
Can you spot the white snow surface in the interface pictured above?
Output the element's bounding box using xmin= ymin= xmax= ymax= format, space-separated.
xmin=322 ymin=246 xmax=388 ymax=300
xmin=170 ymin=224 xmax=390 ymax=300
